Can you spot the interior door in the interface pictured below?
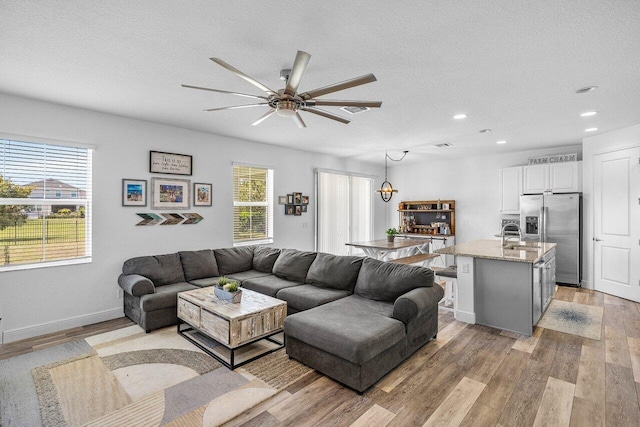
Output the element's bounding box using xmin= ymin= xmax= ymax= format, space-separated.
xmin=593 ymin=147 xmax=640 ymax=301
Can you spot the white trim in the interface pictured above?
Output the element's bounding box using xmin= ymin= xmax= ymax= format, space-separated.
xmin=0 ymin=257 xmax=91 ymax=273
xmin=313 ymin=167 xmax=378 ymax=180
xmin=232 ymin=161 xmax=275 ymax=170
xmin=233 ymin=238 xmax=273 ymax=247
xmin=454 ymin=310 xmax=476 ymax=324
xmin=2 ymin=307 xmax=123 ymax=343
xmin=0 ymin=132 xmax=96 ymax=150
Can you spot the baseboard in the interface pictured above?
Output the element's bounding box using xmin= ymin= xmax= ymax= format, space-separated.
xmin=454 ymin=310 xmax=475 ymax=324
xmin=580 ymin=279 xmax=592 ymax=289
xmin=3 ymin=307 xmax=124 ymax=344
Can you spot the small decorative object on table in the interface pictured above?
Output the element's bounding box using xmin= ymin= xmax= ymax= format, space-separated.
xmin=386 ymin=227 xmax=398 ymax=242
xmin=214 ymin=277 xmax=242 ymax=303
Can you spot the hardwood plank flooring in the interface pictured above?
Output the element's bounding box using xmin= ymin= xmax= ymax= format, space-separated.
xmin=2 ymin=288 xmax=640 ymax=426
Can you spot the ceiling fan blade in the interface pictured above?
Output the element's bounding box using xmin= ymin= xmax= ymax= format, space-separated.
xmin=292 ymin=112 xmax=307 ymax=128
xmin=284 ymin=50 xmax=311 ymax=97
xmin=251 ymin=109 xmax=276 ymax=126
xmin=306 ymin=99 xmax=382 ymax=108
xmin=299 ymin=73 xmax=377 ymax=100
xmin=204 ymin=103 xmax=268 ymax=112
xmin=182 ymin=84 xmax=268 ymax=100
xmin=301 ymin=107 xmax=350 ymax=124
xmin=210 ymin=57 xmax=278 ymax=96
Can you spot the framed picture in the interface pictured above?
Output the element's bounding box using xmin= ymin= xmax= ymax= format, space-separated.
xmin=287 ymin=194 xmax=294 ymax=204
xmin=294 ymin=205 xmax=302 ymax=216
xmin=150 ymin=151 xmax=192 ymax=176
xmin=193 ymin=183 xmax=212 ymax=206
xmin=301 ymin=204 xmax=308 ymax=213
xmin=301 ymin=195 xmax=309 ymax=204
xmin=294 ymin=192 xmax=302 ymax=204
xmin=151 ymin=177 xmax=190 ymax=209
xmin=278 ymin=196 xmax=287 ymax=205
xmin=285 ymin=204 xmax=295 ymax=215
xmin=122 ymin=179 xmax=147 ymax=206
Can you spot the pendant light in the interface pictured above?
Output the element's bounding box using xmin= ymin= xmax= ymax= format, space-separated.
xmin=376 ymin=150 xmax=408 ymax=202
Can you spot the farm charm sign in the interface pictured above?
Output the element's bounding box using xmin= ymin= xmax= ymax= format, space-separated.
xmin=150 ymin=151 xmax=192 ymax=175
xmin=528 ymin=153 xmax=577 ymax=165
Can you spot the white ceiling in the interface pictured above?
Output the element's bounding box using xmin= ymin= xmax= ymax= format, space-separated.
xmin=1 ymin=1 xmax=639 ymax=165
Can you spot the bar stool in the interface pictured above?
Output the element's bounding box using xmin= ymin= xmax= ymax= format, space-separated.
xmin=431 ymin=265 xmax=457 ymax=310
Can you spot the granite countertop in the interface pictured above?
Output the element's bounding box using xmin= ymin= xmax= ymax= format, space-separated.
xmin=434 ymin=239 xmax=556 ymax=263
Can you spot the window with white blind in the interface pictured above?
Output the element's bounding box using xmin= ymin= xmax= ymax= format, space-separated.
xmin=233 ymin=164 xmax=273 ymax=245
xmin=0 ymin=138 xmax=92 ymax=270
xmin=316 ymin=170 xmax=373 ymax=255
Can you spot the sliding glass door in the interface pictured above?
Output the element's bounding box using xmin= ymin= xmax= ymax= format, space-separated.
xmin=316 ymin=170 xmax=373 ymax=255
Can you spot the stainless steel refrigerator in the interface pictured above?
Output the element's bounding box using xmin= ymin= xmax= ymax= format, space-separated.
xmin=520 ymin=193 xmax=582 ymax=286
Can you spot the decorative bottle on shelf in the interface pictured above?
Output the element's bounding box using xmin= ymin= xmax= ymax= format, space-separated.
xmin=437 ymin=199 xmax=442 ymax=210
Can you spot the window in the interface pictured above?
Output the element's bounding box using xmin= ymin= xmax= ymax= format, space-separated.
xmin=233 ymin=164 xmax=273 ymax=245
xmin=316 ymin=170 xmax=373 ymax=255
xmin=0 ymin=138 xmax=92 ymax=270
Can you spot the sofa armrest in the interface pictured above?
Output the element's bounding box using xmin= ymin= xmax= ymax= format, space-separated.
xmin=392 ymin=286 xmax=444 ymax=325
xmin=118 ymin=274 xmax=155 ymax=297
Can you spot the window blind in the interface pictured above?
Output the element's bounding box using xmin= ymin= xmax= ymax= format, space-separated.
xmin=233 ymin=165 xmax=273 ymax=245
xmin=316 ymin=170 xmax=373 ymax=255
xmin=0 ymin=138 xmax=92 ymax=269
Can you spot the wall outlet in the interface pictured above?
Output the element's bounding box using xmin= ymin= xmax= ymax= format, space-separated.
xmin=117 ymin=289 xmax=124 ymax=298
xmin=462 ymin=264 xmax=470 ymax=273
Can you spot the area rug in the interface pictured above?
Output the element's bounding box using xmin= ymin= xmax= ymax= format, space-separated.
xmin=17 ymin=325 xmax=313 ymax=427
xmin=537 ymin=299 xmax=604 ymax=340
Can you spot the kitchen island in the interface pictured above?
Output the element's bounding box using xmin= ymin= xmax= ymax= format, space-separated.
xmin=435 ymin=239 xmax=556 ymax=335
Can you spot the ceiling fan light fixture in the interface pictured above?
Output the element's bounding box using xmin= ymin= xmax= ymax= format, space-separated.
xmin=275 ymin=100 xmax=298 ymax=117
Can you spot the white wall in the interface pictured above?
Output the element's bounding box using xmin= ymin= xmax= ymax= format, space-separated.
xmin=582 ymin=123 xmax=640 ymax=290
xmin=0 ymin=93 xmax=386 ymax=343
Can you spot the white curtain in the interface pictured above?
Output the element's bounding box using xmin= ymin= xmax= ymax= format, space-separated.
xmin=317 ymin=170 xmax=373 ymax=255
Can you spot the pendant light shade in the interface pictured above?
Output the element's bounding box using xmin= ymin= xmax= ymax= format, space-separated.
xmin=376 ymin=150 xmax=408 ymax=202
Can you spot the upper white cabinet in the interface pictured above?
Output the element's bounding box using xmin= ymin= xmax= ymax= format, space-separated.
xmin=499 ymin=166 xmax=523 ymax=214
xmin=523 ymin=161 xmax=582 ymax=194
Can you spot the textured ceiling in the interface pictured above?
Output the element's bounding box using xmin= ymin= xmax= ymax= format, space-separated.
xmin=1 ymin=0 xmax=639 ymax=165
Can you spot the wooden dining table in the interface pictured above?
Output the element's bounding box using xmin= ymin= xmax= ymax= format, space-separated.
xmin=345 ymin=238 xmax=431 ymax=261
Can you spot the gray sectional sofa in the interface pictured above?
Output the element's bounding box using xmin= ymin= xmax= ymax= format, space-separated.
xmin=118 ymin=245 xmax=443 ymax=392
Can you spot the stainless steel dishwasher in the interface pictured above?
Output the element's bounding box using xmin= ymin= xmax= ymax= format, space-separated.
xmin=533 ymin=249 xmax=556 ymax=324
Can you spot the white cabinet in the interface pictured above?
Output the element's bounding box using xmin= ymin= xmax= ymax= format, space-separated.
xmin=523 ymin=162 xmax=581 ymax=194
xmin=499 ymin=166 xmax=523 ymax=214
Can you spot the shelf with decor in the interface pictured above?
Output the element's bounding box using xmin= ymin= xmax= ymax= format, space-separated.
xmin=397 ymin=200 xmax=456 ymax=236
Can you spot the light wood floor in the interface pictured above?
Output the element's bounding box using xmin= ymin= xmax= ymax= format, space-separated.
xmin=2 ymin=287 xmax=639 ymax=426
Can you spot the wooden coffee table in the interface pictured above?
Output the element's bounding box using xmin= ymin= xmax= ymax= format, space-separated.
xmin=177 ymin=287 xmax=286 ymax=369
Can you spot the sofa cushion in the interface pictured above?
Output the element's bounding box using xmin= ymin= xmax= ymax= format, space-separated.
xmin=179 ymin=250 xmax=219 ymax=281
xmin=123 ymin=253 xmax=185 ymax=286
xmin=276 ymin=284 xmax=351 ymax=312
xmin=305 ymin=253 xmax=363 ymax=291
xmin=242 ymin=275 xmax=302 ymax=298
xmin=253 ymin=246 xmax=281 ymax=273
xmin=283 ymin=295 xmax=404 ymax=364
xmin=272 ymin=249 xmax=317 ymax=282
xmin=214 ymin=246 xmax=255 ymax=275
xmin=188 ymin=277 xmax=219 ymax=288
xmin=354 ymin=258 xmax=434 ymax=302
xmin=227 ymin=270 xmax=273 ymax=283
xmin=140 ymin=282 xmax=197 ymax=311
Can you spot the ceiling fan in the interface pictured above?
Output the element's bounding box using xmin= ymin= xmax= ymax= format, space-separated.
xmin=182 ymin=50 xmax=382 ymax=128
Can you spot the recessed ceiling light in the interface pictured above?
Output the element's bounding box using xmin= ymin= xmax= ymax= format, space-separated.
xmin=585 ymin=127 xmax=598 ymax=132
xmin=453 ymin=114 xmax=468 ymax=120
xmin=496 ymin=140 xmax=507 ymax=144
xmin=576 ymin=86 xmax=598 ymax=94
xmin=580 ymin=111 xmax=598 ymax=117
xmin=479 ymin=129 xmax=492 ymax=133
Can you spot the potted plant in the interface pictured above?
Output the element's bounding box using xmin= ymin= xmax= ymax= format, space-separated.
xmin=386 ymin=227 xmax=398 ymax=242
xmin=214 ymin=277 xmax=242 ymax=303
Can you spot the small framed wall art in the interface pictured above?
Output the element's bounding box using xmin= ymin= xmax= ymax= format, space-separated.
xmin=151 ymin=177 xmax=190 ymax=210
xmin=194 ymin=183 xmax=212 ymax=206
xmin=122 ymin=179 xmax=147 ymax=206
xmin=149 ymin=151 xmax=192 ymax=176
xmin=278 ymin=196 xmax=287 ymax=205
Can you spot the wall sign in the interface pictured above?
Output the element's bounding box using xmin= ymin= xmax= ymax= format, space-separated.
xmin=528 ymin=153 xmax=577 ymax=165
xmin=150 ymin=151 xmax=192 ymax=175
